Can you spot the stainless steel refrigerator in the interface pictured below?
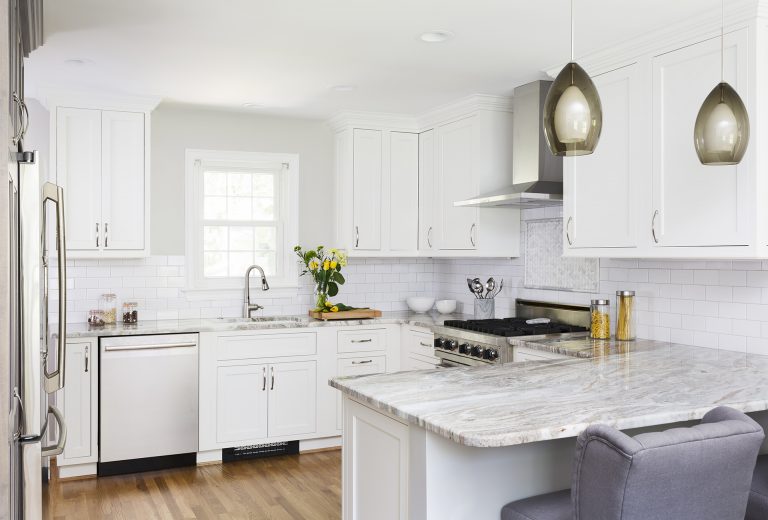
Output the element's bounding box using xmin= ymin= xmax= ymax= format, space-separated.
xmin=8 ymin=147 xmax=68 ymax=518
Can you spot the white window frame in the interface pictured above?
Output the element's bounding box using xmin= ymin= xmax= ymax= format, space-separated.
xmin=184 ymin=149 xmax=299 ymax=298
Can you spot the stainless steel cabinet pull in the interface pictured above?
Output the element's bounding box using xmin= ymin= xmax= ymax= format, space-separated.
xmin=427 ymin=226 xmax=433 ymax=248
xmin=41 ymin=405 xmax=67 ymax=457
xmin=351 ymin=339 xmax=372 ymax=343
xmin=96 ymin=223 xmax=99 ymax=247
xmin=84 ymin=346 xmax=89 ymax=373
xmin=104 ymin=342 xmax=197 ymax=352
xmin=651 ymin=210 xmax=660 ymax=244
xmin=11 ymin=92 xmax=27 ymax=144
xmin=470 ymin=223 xmax=476 ymax=247
xmin=270 ymin=366 xmax=275 ymax=390
xmin=105 ymin=222 xmax=109 ymax=248
xmin=566 ymin=217 xmax=573 ymax=246
xmin=262 ymin=366 xmax=267 ymax=391
xmin=355 ymin=226 xmax=359 ymax=248
xmin=419 ymin=342 xmax=430 ymax=347
xmin=352 ymin=360 xmax=373 ymax=365
xmin=42 ymin=182 xmax=67 ymax=393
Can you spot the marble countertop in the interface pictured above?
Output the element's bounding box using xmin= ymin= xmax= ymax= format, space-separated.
xmin=510 ymin=335 xmax=633 ymax=358
xmin=62 ymin=311 xmax=470 ymax=338
xmin=330 ymin=338 xmax=768 ymax=448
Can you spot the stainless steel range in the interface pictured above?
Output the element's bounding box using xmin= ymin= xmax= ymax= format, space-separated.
xmin=433 ymin=299 xmax=591 ymax=367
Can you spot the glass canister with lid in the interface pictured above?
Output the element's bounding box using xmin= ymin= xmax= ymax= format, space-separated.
xmin=615 ymin=290 xmax=636 ymax=341
xmin=590 ymin=299 xmax=611 ymax=339
xmin=100 ymin=293 xmax=118 ymax=324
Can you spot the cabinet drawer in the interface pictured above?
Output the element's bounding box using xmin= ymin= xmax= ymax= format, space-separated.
xmin=514 ymin=347 xmax=569 ymax=362
xmin=337 ymin=355 xmax=387 ymax=377
xmin=217 ymin=333 xmax=317 ymax=361
xmin=406 ymin=329 xmax=434 ymax=357
xmin=407 ymin=354 xmax=438 ymax=370
xmin=337 ymin=329 xmax=386 ymax=353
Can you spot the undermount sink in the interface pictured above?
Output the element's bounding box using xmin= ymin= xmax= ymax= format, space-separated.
xmin=212 ymin=316 xmax=304 ymax=325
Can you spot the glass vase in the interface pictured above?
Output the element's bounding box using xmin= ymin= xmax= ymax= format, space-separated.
xmin=314 ymin=283 xmax=328 ymax=311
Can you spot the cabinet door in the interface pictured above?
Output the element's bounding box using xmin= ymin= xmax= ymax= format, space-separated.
xmin=389 ymin=132 xmax=419 ymax=251
xmin=353 ymin=129 xmax=382 ymax=250
xmin=438 ymin=117 xmax=478 ymax=250
xmin=59 ymin=342 xmax=95 ymax=461
xmin=418 ymin=129 xmax=436 ymax=251
xmin=56 ymin=107 xmax=102 ymax=251
xmin=101 ymin=111 xmax=145 ymax=251
xmin=652 ymin=30 xmax=751 ymax=247
xmin=565 ymin=62 xmax=640 ymax=249
xmin=267 ymin=361 xmax=317 ymax=438
xmin=216 ymin=364 xmax=269 ymax=443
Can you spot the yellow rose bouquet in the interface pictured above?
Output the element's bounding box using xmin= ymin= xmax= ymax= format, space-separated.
xmin=294 ymin=245 xmax=349 ymax=311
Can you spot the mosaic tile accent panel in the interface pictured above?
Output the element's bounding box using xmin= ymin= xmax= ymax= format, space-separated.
xmin=524 ymin=218 xmax=599 ymax=292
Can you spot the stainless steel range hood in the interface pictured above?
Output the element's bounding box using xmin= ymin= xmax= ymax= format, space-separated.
xmin=454 ymin=80 xmax=564 ymax=208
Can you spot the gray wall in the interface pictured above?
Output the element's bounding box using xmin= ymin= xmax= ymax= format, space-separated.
xmin=150 ymin=103 xmax=335 ymax=255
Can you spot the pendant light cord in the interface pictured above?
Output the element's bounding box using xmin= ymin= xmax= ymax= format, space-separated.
xmin=720 ymin=0 xmax=724 ymax=82
xmin=570 ymin=0 xmax=575 ymax=62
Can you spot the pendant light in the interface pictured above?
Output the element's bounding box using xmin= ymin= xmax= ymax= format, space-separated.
xmin=693 ymin=0 xmax=749 ymax=165
xmin=543 ymin=0 xmax=603 ymax=156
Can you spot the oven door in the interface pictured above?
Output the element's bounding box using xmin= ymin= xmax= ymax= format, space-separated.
xmin=435 ymin=350 xmax=490 ymax=368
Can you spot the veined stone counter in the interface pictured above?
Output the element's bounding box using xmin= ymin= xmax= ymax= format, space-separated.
xmin=331 ymin=340 xmax=768 ymax=447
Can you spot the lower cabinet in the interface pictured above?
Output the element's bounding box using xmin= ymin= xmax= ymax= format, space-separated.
xmin=216 ymin=361 xmax=317 ymax=443
xmin=56 ymin=339 xmax=98 ymax=476
xmin=336 ymin=356 xmax=387 ymax=431
xmin=401 ymin=326 xmax=439 ymax=370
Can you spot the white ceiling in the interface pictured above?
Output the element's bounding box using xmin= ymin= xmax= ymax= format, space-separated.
xmin=26 ymin=0 xmax=726 ymax=119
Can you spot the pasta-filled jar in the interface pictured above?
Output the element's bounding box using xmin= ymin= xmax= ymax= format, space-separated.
xmin=615 ymin=290 xmax=636 ymax=341
xmin=590 ymin=299 xmax=610 ymax=339
xmin=100 ymin=293 xmax=117 ymax=324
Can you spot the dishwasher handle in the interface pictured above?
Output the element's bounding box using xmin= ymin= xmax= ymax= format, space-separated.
xmin=103 ymin=342 xmax=197 ymax=352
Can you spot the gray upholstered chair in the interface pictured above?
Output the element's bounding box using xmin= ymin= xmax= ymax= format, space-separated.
xmin=501 ymin=407 xmax=764 ymax=520
xmin=746 ymin=454 xmax=768 ymax=520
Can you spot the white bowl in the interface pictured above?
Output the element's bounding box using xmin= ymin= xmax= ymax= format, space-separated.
xmin=406 ymin=296 xmax=435 ymax=313
xmin=435 ymin=299 xmax=457 ymax=314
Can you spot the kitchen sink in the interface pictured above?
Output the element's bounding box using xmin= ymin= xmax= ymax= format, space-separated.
xmin=211 ymin=316 xmax=305 ymax=325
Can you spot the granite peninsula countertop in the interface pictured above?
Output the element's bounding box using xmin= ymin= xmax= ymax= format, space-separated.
xmin=330 ymin=339 xmax=768 ymax=448
xmin=62 ymin=311 xmax=470 ymax=339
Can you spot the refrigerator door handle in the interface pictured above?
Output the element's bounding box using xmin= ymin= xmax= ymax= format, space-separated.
xmin=9 ymin=388 xmax=24 ymax=441
xmin=41 ymin=405 xmax=67 ymax=457
xmin=42 ymin=182 xmax=67 ymax=393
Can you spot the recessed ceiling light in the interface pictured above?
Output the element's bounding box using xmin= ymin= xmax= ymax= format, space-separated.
xmin=64 ymin=58 xmax=94 ymax=66
xmin=330 ymin=84 xmax=356 ymax=92
xmin=420 ymin=30 xmax=453 ymax=43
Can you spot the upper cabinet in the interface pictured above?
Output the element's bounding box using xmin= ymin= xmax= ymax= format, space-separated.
xmin=332 ymin=98 xmax=519 ymax=258
xmin=564 ymin=19 xmax=767 ymax=259
xmin=46 ymin=92 xmax=159 ymax=258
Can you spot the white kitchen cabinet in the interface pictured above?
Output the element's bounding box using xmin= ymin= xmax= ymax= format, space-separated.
xmin=437 ymin=116 xmax=478 ymax=250
xmin=267 ymin=361 xmax=317 ymax=438
xmin=352 ymin=129 xmax=382 ymax=250
xmin=216 ymin=364 xmax=269 ymax=443
xmin=389 ymin=132 xmax=419 ymax=251
xmin=418 ymin=129 xmax=437 ymax=251
xmin=564 ymin=62 xmax=642 ymax=251
xmin=336 ymin=356 xmax=387 ymax=431
xmin=46 ymin=92 xmax=158 ymax=258
xmin=56 ymin=339 xmax=98 ymax=477
xmin=401 ymin=326 xmax=438 ymax=370
xmin=651 ymin=29 xmax=751 ymax=248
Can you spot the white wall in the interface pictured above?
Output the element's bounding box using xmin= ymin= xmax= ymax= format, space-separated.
xmin=150 ymin=103 xmax=335 ymax=254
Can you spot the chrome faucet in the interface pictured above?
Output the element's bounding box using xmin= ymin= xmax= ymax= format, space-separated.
xmin=243 ymin=265 xmax=270 ymax=318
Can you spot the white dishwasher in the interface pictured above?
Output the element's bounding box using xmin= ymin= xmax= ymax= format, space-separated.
xmin=99 ymin=333 xmax=199 ymax=475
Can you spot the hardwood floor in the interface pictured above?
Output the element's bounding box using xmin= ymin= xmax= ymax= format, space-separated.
xmin=43 ymin=450 xmax=341 ymax=520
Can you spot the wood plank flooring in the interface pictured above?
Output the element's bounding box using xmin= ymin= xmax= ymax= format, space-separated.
xmin=43 ymin=450 xmax=341 ymax=520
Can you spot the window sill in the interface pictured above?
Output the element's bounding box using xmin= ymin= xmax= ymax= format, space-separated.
xmin=183 ymin=285 xmax=300 ymax=301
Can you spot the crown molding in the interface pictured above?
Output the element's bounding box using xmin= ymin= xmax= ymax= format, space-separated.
xmin=326 ymin=110 xmax=418 ymax=132
xmin=546 ymin=0 xmax=762 ymax=77
xmin=32 ymin=85 xmax=162 ymax=113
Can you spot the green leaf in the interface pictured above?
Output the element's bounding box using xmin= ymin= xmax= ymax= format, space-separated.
xmin=333 ymin=272 xmax=345 ymax=285
xmin=328 ymin=282 xmax=339 ymax=297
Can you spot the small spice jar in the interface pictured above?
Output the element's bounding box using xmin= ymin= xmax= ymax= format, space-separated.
xmin=100 ymin=293 xmax=117 ymax=324
xmin=615 ymin=290 xmax=636 ymax=341
xmin=590 ymin=299 xmax=611 ymax=339
xmin=87 ymin=309 xmax=105 ymax=327
xmin=122 ymin=302 xmax=138 ymax=324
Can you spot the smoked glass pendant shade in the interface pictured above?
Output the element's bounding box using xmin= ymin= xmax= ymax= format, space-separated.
xmin=693 ymin=82 xmax=749 ymax=165
xmin=543 ymin=62 xmax=603 ymax=156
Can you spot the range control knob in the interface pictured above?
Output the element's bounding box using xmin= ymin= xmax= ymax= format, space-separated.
xmin=471 ymin=345 xmax=485 ymax=358
xmin=434 ymin=338 xmax=446 ymax=349
xmin=459 ymin=343 xmax=471 ymax=354
xmin=446 ymin=340 xmax=458 ymax=351
xmin=485 ymin=349 xmax=499 ymax=361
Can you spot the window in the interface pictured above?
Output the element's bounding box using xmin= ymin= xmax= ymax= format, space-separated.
xmin=185 ymin=150 xmax=299 ymax=294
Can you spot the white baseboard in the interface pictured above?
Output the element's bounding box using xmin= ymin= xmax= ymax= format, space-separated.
xmin=58 ymin=462 xmax=97 ymax=479
xmin=196 ymin=449 xmax=223 ymax=464
xmin=300 ymin=436 xmax=341 ymax=452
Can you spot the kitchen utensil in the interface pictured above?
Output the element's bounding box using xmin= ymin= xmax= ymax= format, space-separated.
xmin=471 ymin=278 xmax=485 ymax=299
xmin=485 ymin=278 xmax=496 ymax=298
xmin=489 ymin=279 xmax=504 ymax=299
xmin=435 ymin=300 xmax=457 ymax=314
xmin=466 ymin=278 xmax=476 ymax=297
xmin=406 ymin=296 xmax=436 ymax=313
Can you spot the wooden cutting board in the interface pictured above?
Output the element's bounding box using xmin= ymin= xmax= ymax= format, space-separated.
xmin=308 ymin=309 xmax=382 ymax=321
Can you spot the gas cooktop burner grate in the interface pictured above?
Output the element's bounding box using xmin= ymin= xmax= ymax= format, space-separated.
xmin=442 ymin=318 xmax=588 ymax=337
